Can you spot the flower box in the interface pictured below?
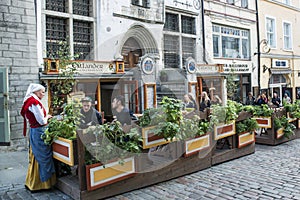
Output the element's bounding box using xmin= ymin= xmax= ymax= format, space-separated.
xmin=252 ymin=117 xmax=272 ymax=128
xmin=238 ymin=131 xmax=255 ymax=148
xmin=141 ymin=126 xmax=170 ymax=149
xmin=184 ymin=134 xmax=210 ymax=157
xmin=86 ymin=157 xmax=135 ymax=191
xmin=214 ymin=121 xmax=236 ymax=140
xmin=276 ymin=128 xmax=284 ymax=139
xmin=52 ymin=137 xmax=77 ymax=166
xmin=287 ymin=112 xmax=297 ymax=123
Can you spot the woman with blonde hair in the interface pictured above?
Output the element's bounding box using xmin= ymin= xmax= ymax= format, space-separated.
xmin=199 ymin=91 xmax=211 ymax=112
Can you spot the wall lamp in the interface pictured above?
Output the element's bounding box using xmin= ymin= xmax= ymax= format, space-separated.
xmin=263 ymin=65 xmax=270 ymax=73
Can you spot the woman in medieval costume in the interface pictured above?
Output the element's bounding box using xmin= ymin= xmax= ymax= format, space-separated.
xmin=21 ymin=83 xmax=56 ymax=191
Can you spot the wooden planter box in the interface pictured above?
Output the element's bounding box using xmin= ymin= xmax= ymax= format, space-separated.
xmin=238 ymin=131 xmax=255 ymax=148
xmin=184 ymin=134 xmax=210 ymax=157
xmin=214 ymin=121 xmax=235 ymax=140
xmin=141 ymin=126 xmax=170 ymax=149
xmin=252 ymin=116 xmax=272 ymax=128
xmin=276 ymin=128 xmax=284 ymax=139
xmin=52 ymin=137 xmax=77 ymax=166
xmin=86 ymin=157 xmax=135 ymax=191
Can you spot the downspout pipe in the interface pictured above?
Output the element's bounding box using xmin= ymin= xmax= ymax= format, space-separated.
xmin=255 ymin=0 xmax=261 ymax=93
xmin=201 ymin=0 xmax=208 ymax=64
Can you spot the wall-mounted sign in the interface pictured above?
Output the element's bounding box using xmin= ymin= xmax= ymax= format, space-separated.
xmin=196 ymin=64 xmax=222 ymax=74
xmin=72 ymin=61 xmax=116 ymax=74
xmin=272 ymin=59 xmax=288 ymax=68
xmin=223 ymin=64 xmax=250 ymax=73
xmin=186 ymin=58 xmax=196 ymax=74
xmin=141 ymin=57 xmax=155 ymax=74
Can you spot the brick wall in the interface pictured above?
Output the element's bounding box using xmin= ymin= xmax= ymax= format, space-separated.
xmin=0 ymin=0 xmax=38 ymax=150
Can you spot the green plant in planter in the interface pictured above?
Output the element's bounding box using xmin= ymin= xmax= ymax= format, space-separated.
xmin=235 ymin=118 xmax=259 ymax=134
xmin=41 ymin=101 xmax=82 ymax=145
xmin=177 ymin=115 xmax=210 ymax=140
xmin=48 ymin=41 xmax=79 ymax=115
xmin=156 ymin=96 xmax=183 ymax=141
xmin=84 ymin=122 xmax=143 ymax=165
xmin=274 ymin=117 xmax=296 ymax=139
xmin=284 ymin=101 xmax=300 ymax=118
xmin=209 ymin=100 xmax=238 ymax=126
xmin=138 ymin=108 xmax=165 ymax=127
xmin=253 ymin=104 xmax=274 ymax=117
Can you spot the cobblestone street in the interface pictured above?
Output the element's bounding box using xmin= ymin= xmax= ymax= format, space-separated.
xmin=1 ymin=139 xmax=300 ymax=200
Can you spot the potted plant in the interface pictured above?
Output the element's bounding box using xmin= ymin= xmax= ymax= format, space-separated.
xmin=210 ymin=100 xmax=238 ymax=140
xmin=83 ymin=121 xmax=142 ymax=191
xmin=274 ymin=116 xmax=296 ymax=139
xmin=252 ymin=104 xmax=274 ymax=128
xmin=235 ymin=118 xmax=258 ymax=148
xmin=177 ymin=116 xmax=211 ymax=157
xmin=41 ymin=101 xmax=81 ymax=166
xmin=138 ymin=108 xmax=169 ymax=149
xmin=155 ymin=96 xmax=183 ymax=141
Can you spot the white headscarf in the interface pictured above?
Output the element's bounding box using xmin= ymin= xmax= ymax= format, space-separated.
xmin=23 ymin=83 xmax=45 ymax=103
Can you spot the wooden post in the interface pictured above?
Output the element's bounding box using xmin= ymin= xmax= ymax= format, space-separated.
xmin=77 ymin=131 xmax=87 ymax=191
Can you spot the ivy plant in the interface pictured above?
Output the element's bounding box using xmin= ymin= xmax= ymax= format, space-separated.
xmin=274 ymin=116 xmax=296 ymax=139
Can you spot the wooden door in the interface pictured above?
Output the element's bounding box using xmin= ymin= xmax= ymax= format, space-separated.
xmin=0 ymin=68 xmax=10 ymax=145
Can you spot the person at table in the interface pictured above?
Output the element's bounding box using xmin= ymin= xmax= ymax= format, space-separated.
xmin=199 ymin=91 xmax=211 ymax=112
xmin=111 ymin=95 xmax=131 ymax=125
xmin=20 ymin=83 xmax=56 ymax=192
xmin=79 ymin=96 xmax=102 ymax=129
xmin=183 ymin=93 xmax=197 ymax=110
xmin=271 ymin=92 xmax=281 ymax=108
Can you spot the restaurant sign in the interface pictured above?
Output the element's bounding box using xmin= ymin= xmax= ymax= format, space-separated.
xmin=223 ymin=64 xmax=250 ymax=73
xmin=196 ymin=64 xmax=223 ymax=74
xmin=71 ymin=61 xmax=116 ymax=74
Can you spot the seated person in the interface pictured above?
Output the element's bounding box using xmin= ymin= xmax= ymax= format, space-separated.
xmin=111 ymin=95 xmax=131 ymax=126
xmin=79 ymin=96 xmax=102 ymax=129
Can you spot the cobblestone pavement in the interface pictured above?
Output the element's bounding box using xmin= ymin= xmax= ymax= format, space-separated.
xmin=1 ymin=139 xmax=300 ymax=200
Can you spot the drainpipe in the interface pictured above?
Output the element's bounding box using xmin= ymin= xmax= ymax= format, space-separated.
xmin=255 ymin=0 xmax=261 ymax=93
xmin=201 ymin=0 xmax=208 ymax=64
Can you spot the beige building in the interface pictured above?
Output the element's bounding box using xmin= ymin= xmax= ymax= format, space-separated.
xmin=203 ymin=0 xmax=258 ymax=104
xmin=258 ymin=0 xmax=300 ymax=102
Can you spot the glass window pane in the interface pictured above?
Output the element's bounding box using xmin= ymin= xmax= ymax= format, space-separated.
xmin=242 ymin=39 xmax=249 ymax=59
xmin=164 ymin=35 xmax=179 ymax=68
xmin=213 ymin=35 xmax=219 ymax=57
xmin=73 ymin=20 xmax=93 ymax=60
xmin=46 ymin=0 xmax=66 ymax=12
xmin=182 ymin=37 xmax=195 ymax=64
xmin=164 ymin=13 xmax=179 ymax=32
xmin=181 ymin=16 xmax=195 ymax=35
xmin=73 ymin=0 xmax=91 ymax=16
xmin=222 ymin=36 xmax=240 ymax=58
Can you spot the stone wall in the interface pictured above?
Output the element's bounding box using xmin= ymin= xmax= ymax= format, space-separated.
xmin=0 ymin=0 xmax=38 ymax=150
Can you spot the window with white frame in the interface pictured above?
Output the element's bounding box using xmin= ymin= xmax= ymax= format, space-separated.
xmin=283 ymin=0 xmax=290 ymax=5
xmin=241 ymin=0 xmax=248 ymax=8
xmin=45 ymin=0 xmax=94 ymax=60
xmin=283 ymin=22 xmax=292 ymax=50
xmin=227 ymin=0 xmax=234 ymax=5
xmin=163 ymin=12 xmax=196 ymax=68
xmin=212 ymin=24 xmax=250 ymax=59
xmin=132 ymin=0 xmax=150 ymax=8
xmin=266 ymin=17 xmax=276 ymax=48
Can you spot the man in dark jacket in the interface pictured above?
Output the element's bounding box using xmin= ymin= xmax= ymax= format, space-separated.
xmin=79 ymin=96 xmax=102 ymax=129
xmin=271 ymin=92 xmax=281 ymax=107
xmin=111 ymin=95 xmax=131 ymax=125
